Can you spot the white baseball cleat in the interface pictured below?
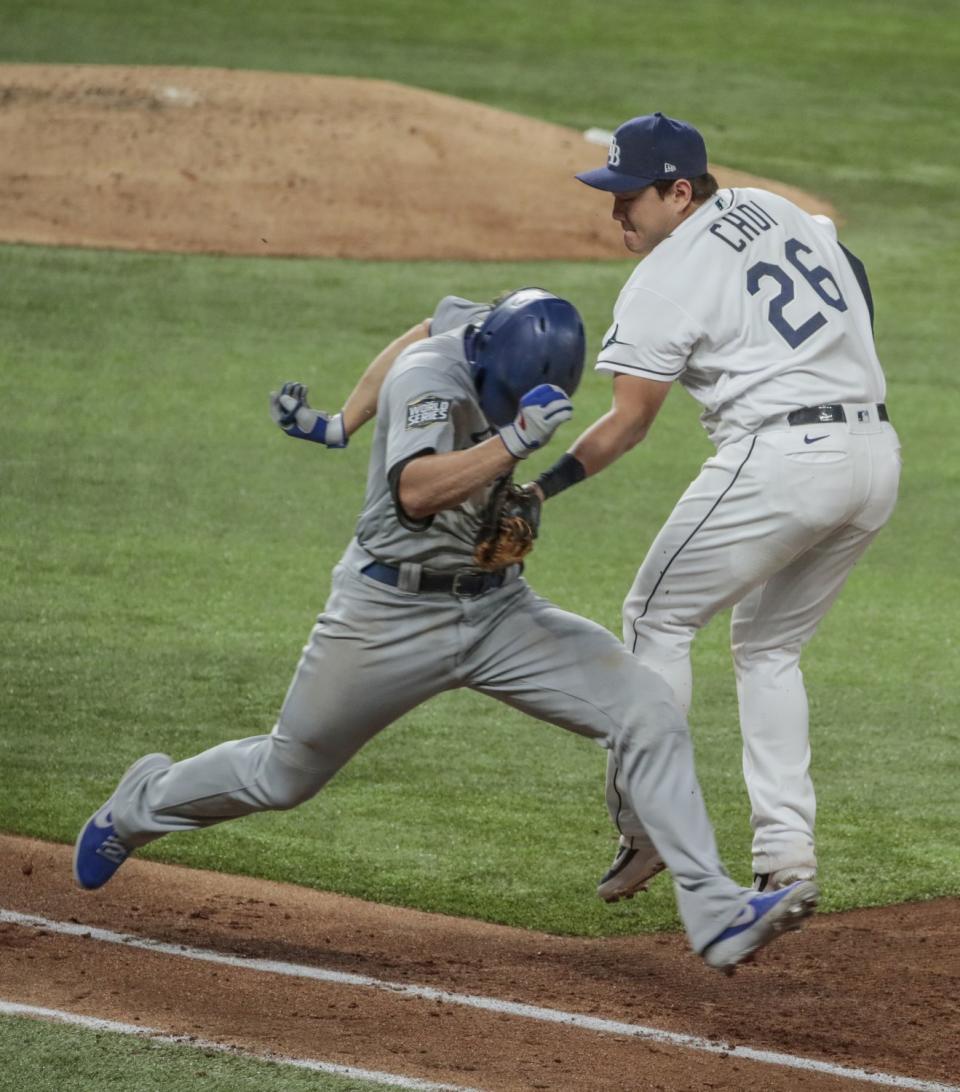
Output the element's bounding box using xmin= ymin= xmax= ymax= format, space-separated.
xmin=702 ymin=880 xmax=819 ymax=974
xmin=753 ymin=866 xmax=817 ymax=892
xmin=597 ymin=840 xmax=666 ymax=903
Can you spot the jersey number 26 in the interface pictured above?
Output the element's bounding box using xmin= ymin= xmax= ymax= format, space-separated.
xmin=747 ymin=238 xmax=848 ymax=349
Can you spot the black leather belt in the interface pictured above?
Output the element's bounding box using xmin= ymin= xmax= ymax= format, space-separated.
xmin=361 ymin=561 xmax=508 ymax=598
xmin=787 ymin=403 xmax=888 ymax=426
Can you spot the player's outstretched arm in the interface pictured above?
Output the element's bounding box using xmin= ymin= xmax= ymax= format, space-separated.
xmin=341 ymin=319 xmax=431 ymax=434
xmin=269 ymin=319 xmax=431 ymax=448
xmin=532 ymin=374 xmax=671 ymax=500
xmin=569 ymin=374 xmax=670 ymax=471
xmin=340 ymin=296 xmax=489 ymax=437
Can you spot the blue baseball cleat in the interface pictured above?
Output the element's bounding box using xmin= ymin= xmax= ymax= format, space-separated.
xmin=73 ymin=754 xmax=171 ymax=890
xmin=702 ymin=880 xmax=819 ymax=974
xmin=73 ymin=805 xmax=132 ymax=890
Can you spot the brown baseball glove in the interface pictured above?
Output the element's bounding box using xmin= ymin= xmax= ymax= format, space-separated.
xmin=473 ymin=481 xmax=542 ymax=570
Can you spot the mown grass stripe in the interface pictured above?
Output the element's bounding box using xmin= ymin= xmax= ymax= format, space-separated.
xmin=0 ymin=999 xmax=480 ymax=1092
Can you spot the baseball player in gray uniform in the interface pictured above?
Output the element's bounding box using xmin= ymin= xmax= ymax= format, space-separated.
xmin=531 ymin=113 xmax=902 ymax=902
xmin=74 ymin=288 xmax=818 ymax=972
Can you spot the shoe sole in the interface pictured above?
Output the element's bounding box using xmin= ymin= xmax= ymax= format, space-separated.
xmin=705 ymin=881 xmax=819 ymax=975
xmin=598 ymin=859 xmax=667 ymax=903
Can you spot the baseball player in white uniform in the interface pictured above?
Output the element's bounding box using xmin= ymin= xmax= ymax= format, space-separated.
xmin=74 ymin=288 xmax=819 ymax=973
xmin=531 ymin=113 xmax=901 ymax=901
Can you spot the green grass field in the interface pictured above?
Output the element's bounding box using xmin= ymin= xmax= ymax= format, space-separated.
xmin=2 ymin=0 xmax=958 ymax=942
xmin=4 ymin=2 xmax=959 ymax=1086
xmin=0 ymin=1014 xmax=401 ymax=1091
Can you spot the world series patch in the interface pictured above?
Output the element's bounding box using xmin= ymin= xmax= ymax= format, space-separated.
xmin=406 ymin=395 xmax=451 ymax=429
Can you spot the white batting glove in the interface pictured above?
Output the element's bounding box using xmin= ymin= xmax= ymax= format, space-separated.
xmin=498 ymin=384 xmax=573 ymax=459
xmin=269 ymin=382 xmax=348 ymax=448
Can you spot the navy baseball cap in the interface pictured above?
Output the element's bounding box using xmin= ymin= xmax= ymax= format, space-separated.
xmin=576 ymin=112 xmax=708 ymax=192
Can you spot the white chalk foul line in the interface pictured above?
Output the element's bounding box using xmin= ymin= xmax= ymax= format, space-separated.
xmin=2 ymin=908 xmax=956 ymax=1092
xmin=0 ymin=1000 xmax=480 ymax=1092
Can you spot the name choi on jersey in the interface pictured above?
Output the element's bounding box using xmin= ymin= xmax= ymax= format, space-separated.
xmin=709 ymin=200 xmax=779 ymax=252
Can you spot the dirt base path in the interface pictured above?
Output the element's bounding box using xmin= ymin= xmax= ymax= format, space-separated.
xmin=1 ymin=836 xmax=957 ymax=1090
xmin=0 ymin=64 xmax=836 ymax=260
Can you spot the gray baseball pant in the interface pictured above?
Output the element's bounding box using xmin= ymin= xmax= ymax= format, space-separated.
xmin=111 ymin=564 xmax=751 ymax=952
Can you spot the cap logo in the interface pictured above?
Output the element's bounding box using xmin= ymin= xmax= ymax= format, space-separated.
xmin=664 ymin=162 xmax=677 ymax=173
xmin=607 ymin=137 xmax=621 ymax=167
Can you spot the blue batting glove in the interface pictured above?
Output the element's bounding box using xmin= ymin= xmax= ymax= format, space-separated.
xmin=498 ymin=384 xmax=573 ymax=459
xmin=269 ymin=382 xmax=348 ymax=448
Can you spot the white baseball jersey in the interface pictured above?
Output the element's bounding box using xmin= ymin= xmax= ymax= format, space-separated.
xmin=596 ymin=187 xmax=886 ymax=447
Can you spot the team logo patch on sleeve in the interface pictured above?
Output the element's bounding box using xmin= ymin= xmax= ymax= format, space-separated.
xmin=406 ymin=395 xmax=452 ymax=429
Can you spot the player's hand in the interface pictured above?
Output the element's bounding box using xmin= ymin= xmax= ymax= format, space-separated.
xmin=518 ymin=480 xmax=546 ymax=503
xmin=498 ymin=384 xmax=573 ymax=459
xmin=269 ymin=382 xmax=348 ymax=448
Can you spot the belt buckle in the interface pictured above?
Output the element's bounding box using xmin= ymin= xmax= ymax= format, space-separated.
xmin=451 ymin=569 xmax=484 ymax=598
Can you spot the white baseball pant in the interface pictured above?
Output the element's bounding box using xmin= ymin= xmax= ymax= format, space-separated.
xmin=609 ymin=405 xmax=901 ymax=874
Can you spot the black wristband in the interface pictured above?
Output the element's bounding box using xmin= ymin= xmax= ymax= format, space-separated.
xmin=536 ymin=453 xmax=586 ymax=499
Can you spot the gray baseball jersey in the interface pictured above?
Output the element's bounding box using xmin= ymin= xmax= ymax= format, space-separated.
xmin=104 ymin=307 xmax=761 ymax=953
xmin=351 ymin=318 xmax=497 ymax=571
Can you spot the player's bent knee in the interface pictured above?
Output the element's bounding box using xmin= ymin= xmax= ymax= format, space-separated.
xmin=258 ymin=775 xmax=323 ymax=811
xmin=730 ymin=640 xmax=803 ymax=673
xmin=254 ymin=738 xmax=338 ymax=811
xmin=610 ymin=684 xmax=690 ymax=756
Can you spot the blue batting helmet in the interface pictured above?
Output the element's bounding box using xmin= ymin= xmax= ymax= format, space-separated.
xmin=465 ymin=288 xmax=586 ymax=427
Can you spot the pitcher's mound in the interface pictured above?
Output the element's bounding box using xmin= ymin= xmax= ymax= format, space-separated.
xmin=0 ymin=64 xmax=836 ymax=260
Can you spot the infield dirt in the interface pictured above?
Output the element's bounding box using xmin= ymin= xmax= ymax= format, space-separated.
xmin=2 ymin=836 xmax=959 ymax=1090
xmin=0 ymin=63 xmax=836 ymax=260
